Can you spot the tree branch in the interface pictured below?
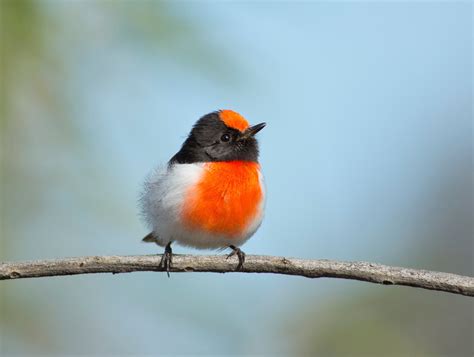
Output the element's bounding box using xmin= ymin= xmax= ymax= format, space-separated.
xmin=0 ymin=254 xmax=472 ymax=296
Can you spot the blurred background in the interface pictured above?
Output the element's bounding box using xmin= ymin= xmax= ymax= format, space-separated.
xmin=1 ymin=0 xmax=473 ymax=355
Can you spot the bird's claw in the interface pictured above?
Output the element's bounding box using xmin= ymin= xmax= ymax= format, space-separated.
xmin=227 ymin=245 xmax=246 ymax=270
xmin=160 ymin=242 xmax=173 ymax=277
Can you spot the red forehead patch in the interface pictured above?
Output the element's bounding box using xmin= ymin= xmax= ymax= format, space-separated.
xmin=219 ymin=110 xmax=249 ymax=132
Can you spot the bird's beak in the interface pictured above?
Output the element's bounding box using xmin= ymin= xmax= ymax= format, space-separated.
xmin=239 ymin=122 xmax=266 ymax=140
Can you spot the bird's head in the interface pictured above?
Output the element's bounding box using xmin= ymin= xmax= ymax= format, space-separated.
xmin=171 ymin=110 xmax=266 ymax=164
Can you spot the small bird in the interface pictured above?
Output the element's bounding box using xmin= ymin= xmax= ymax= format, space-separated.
xmin=141 ymin=110 xmax=266 ymax=275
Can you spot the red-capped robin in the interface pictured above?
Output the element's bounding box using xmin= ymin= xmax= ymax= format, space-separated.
xmin=141 ymin=110 xmax=266 ymax=275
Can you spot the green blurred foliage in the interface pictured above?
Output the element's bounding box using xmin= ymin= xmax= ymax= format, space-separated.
xmin=0 ymin=0 xmax=237 ymax=352
xmin=286 ymin=289 xmax=473 ymax=355
xmin=0 ymin=0 xmax=237 ymax=257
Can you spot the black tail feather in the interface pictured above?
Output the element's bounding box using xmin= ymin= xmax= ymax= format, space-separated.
xmin=142 ymin=232 xmax=156 ymax=243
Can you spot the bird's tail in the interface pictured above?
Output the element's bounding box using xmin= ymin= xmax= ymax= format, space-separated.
xmin=142 ymin=232 xmax=157 ymax=243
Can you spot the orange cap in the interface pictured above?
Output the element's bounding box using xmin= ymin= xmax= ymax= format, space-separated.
xmin=219 ymin=110 xmax=249 ymax=132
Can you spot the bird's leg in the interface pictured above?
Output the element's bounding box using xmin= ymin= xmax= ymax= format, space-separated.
xmin=226 ymin=245 xmax=246 ymax=270
xmin=160 ymin=242 xmax=173 ymax=277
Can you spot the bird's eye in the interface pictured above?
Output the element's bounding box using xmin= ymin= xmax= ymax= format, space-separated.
xmin=221 ymin=134 xmax=231 ymax=142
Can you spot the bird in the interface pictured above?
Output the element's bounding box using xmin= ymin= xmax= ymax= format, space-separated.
xmin=140 ymin=110 xmax=266 ymax=276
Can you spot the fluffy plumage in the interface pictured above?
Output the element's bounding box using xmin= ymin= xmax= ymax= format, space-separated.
xmin=140 ymin=109 xmax=265 ymax=252
xmin=141 ymin=162 xmax=265 ymax=249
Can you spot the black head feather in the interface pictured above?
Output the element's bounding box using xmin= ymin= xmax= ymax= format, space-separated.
xmin=169 ymin=111 xmax=263 ymax=165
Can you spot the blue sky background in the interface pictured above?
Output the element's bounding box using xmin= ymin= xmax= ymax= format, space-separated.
xmin=2 ymin=1 xmax=472 ymax=355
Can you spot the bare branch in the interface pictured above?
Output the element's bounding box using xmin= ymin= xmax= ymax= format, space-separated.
xmin=0 ymin=255 xmax=472 ymax=296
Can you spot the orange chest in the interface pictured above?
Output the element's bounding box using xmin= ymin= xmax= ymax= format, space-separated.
xmin=181 ymin=161 xmax=264 ymax=237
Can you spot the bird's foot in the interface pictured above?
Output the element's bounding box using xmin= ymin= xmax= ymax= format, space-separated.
xmin=227 ymin=245 xmax=245 ymax=270
xmin=160 ymin=242 xmax=173 ymax=277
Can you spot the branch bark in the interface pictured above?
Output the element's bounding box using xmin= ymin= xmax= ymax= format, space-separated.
xmin=0 ymin=254 xmax=472 ymax=297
